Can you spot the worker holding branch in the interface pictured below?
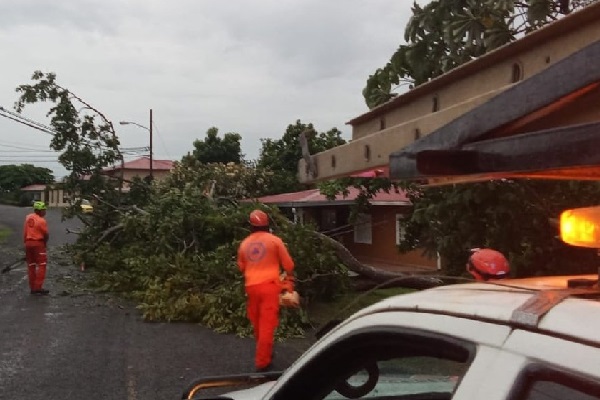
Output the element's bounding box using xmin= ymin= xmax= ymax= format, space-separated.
xmin=237 ymin=210 xmax=295 ymax=372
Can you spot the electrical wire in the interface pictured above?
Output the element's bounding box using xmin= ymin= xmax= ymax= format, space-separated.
xmin=0 ymin=106 xmax=56 ymax=133
xmin=0 ymin=109 xmax=55 ymax=136
xmin=0 ymin=105 xmax=116 ymax=151
xmin=152 ymin=121 xmax=171 ymax=158
xmin=0 ymin=146 xmax=55 ymax=152
xmin=0 ymin=138 xmax=50 ymax=150
xmin=0 ymin=160 xmax=59 ymax=163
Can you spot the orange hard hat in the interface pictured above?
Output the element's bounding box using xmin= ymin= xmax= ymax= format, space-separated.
xmin=249 ymin=210 xmax=269 ymax=227
xmin=467 ymin=248 xmax=510 ymax=281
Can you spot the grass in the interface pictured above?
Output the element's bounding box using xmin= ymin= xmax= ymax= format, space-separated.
xmin=0 ymin=225 xmax=11 ymax=243
xmin=307 ymin=286 xmax=415 ymax=329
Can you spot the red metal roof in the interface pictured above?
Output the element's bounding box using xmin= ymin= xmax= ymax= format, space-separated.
xmin=255 ymin=187 xmax=410 ymax=207
xmin=104 ymin=157 xmax=174 ymax=172
xmin=21 ymin=184 xmax=47 ymax=191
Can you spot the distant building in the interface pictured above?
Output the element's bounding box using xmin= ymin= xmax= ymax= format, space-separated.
xmin=102 ymin=156 xmax=174 ymax=191
xmin=21 ymin=156 xmax=175 ymax=206
xmin=20 ymin=183 xmax=69 ymax=208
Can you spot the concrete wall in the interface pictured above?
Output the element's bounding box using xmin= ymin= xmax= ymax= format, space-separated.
xmin=103 ymin=168 xmax=172 ymax=191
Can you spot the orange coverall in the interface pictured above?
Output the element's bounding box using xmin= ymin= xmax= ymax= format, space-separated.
xmin=237 ymin=231 xmax=294 ymax=370
xmin=23 ymin=213 xmax=49 ymax=291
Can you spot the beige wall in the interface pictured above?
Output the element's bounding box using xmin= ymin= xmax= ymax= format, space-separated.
xmin=119 ymin=169 xmax=171 ymax=190
xmin=299 ymin=3 xmax=600 ymax=183
xmin=23 ymin=188 xmax=70 ymax=208
xmin=45 ymin=188 xmax=69 ymax=207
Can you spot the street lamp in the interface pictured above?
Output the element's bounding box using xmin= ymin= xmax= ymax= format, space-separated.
xmin=119 ymin=109 xmax=153 ymax=179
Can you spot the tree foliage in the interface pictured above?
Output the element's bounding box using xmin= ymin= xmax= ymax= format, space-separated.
xmin=399 ymin=180 xmax=600 ymax=277
xmin=73 ymin=160 xmax=350 ymax=338
xmin=0 ymin=164 xmax=54 ymax=192
xmin=186 ymin=126 xmax=243 ymax=164
xmin=363 ymin=0 xmax=598 ymax=108
xmin=258 ymin=120 xmax=346 ymax=194
xmin=0 ymin=164 xmax=55 ymax=206
xmin=14 ymin=71 xmax=122 ymax=203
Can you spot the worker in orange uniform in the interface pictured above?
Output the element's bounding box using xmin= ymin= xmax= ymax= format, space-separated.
xmin=466 ymin=248 xmax=510 ymax=281
xmin=237 ymin=209 xmax=295 ymax=372
xmin=23 ymin=201 xmax=50 ymax=295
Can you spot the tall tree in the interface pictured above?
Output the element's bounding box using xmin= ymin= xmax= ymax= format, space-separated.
xmin=258 ymin=120 xmax=346 ymax=195
xmin=187 ymin=127 xmax=242 ymax=164
xmin=0 ymin=164 xmax=54 ymax=193
xmin=14 ymin=71 xmax=122 ymax=203
xmin=363 ymin=0 xmax=598 ymax=109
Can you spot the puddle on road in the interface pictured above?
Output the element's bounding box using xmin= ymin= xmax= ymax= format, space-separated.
xmin=44 ymin=312 xmax=64 ymax=320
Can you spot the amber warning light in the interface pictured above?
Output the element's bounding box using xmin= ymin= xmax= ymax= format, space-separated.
xmin=560 ymin=206 xmax=600 ymax=248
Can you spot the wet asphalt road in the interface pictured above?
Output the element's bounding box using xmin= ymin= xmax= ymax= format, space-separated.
xmin=0 ymin=205 xmax=309 ymax=400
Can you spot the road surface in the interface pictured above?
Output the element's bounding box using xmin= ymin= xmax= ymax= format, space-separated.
xmin=0 ymin=205 xmax=309 ymax=399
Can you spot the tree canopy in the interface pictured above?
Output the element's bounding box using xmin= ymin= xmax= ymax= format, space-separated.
xmin=0 ymin=164 xmax=54 ymax=192
xmin=258 ymin=120 xmax=346 ymax=194
xmin=363 ymin=0 xmax=598 ymax=108
xmin=186 ymin=127 xmax=243 ymax=164
xmin=14 ymin=71 xmax=122 ymax=202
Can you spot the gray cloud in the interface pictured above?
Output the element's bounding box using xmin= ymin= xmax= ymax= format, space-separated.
xmin=0 ymin=0 xmax=417 ymax=179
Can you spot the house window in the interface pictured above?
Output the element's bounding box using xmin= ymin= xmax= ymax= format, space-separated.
xmin=321 ymin=209 xmax=337 ymax=231
xmin=379 ymin=117 xmax=386 ymax=130
xmin=511 ymin=62 xmax=523 ymax=83
xmin=396 ymin=214 xmax=406 ymax=245
xmin=414 ymin=128 xmax=421 ymax=140
xmin=292 ymin=208 xmax=304 ymax=224
xmin=432 ymin=95 xmax=439 ymax=112
xmin=354 ymin=213 xmax=372 ymax=244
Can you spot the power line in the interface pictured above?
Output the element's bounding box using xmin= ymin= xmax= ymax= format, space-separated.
xmin=0 ymin=139 xmax=50 ymax=150
xmin=0 ymin=144 xmax=55 ymax=152
xmin=0 ymin=105 xmax=115 ymax=151
xmin=152 ymin=121 xmax=171 ymax=158
xmin=0 ymin=106 xmax=56 ymax=134
xmin=0 ymin=160 xmax=59 ymax=163
xmin=0 ymin=110 xmax=55 ymax=136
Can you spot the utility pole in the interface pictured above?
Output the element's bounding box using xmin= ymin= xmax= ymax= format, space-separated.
xmin=149 ymin=108 xmax=153 ymax=180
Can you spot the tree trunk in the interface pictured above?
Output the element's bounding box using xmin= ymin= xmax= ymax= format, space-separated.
xmin=312 ymin=230 xmax=443 ymax=289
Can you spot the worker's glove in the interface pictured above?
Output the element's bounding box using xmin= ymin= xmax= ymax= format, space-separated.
xmin=280 ymin=273 xmax=295 ymax=293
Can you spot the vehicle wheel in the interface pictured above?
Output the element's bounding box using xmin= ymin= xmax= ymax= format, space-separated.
xmin=334 ymin=361 xmax=379 ymax=399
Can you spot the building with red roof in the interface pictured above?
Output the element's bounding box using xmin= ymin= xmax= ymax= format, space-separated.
xmin=102 ymin=156 xmax=174 ymax=191
xmin=255 ymin=187 xmax=438 ymax=272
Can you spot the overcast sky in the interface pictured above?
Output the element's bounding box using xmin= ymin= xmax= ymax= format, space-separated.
xmin=0 ymin=0 xmax=419 ymax=179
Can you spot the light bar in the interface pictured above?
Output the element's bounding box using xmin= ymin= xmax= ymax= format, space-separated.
xmin=560 ymin=206 xmax=600 ymax=248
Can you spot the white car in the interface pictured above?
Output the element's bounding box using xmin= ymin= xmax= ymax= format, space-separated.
xmin=182 ymin=273 xmax=600 ymax=400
